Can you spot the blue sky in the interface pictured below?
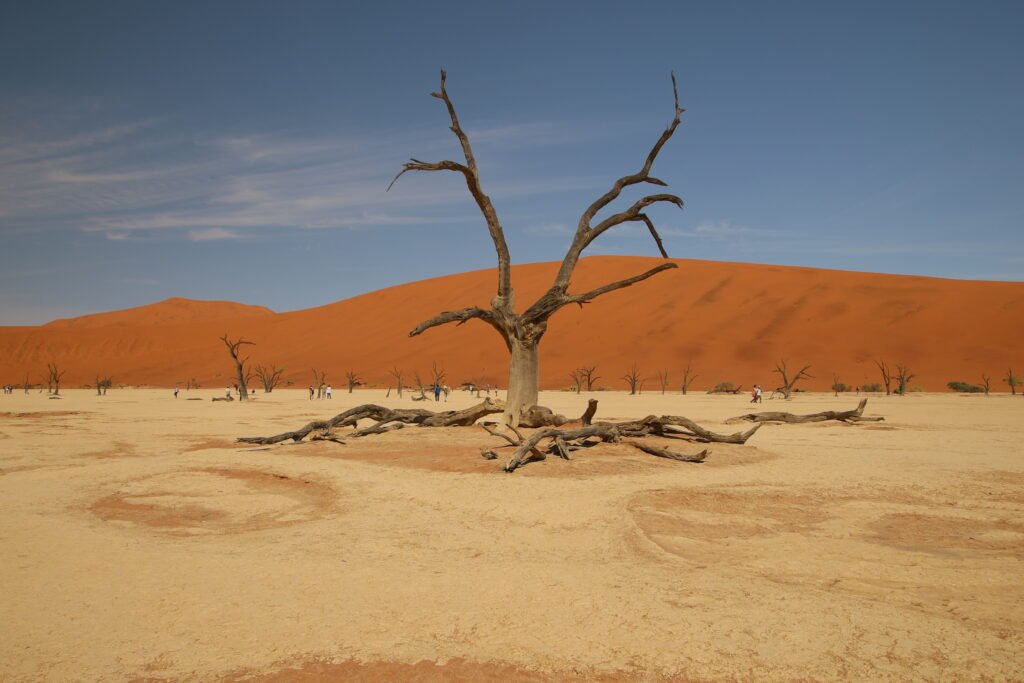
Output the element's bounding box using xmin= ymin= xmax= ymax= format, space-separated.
xmin=1 ymin=0 xmax=1021 ymax=324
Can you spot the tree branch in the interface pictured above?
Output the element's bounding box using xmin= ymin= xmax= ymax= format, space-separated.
xmin=389 ymin=69 xmax=512 ymax=303
xmin=549 ymin=72 xmax=684 ymax=291
xmin=589 ymin=193 xmax=684 ymax=241
xmin=408 ymin=306 xmax=498 ymax=337
xmin=566 ymin=262 xmax=678 ymax=307
xmin=522 ymin=262 xmax=678 ymax=324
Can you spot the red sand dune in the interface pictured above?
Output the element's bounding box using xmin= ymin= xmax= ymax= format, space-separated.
xmin=1 ymin=256 xmax=1022 ymax=392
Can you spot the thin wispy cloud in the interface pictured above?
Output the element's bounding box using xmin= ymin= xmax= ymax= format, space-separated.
xmin=0 ymin=114 xmax=609 ymax=242
xmin=664 ymin=219 xmax=782 ymax=240
xmin=186 ymin=227 xmax=244 ymax=242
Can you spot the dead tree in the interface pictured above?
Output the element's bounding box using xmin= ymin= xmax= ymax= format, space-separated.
xmin=241 ymin=396 xmax=756 ymax=474
xmin=772 ymin=360 xmax=813 ymax=399
xmin=389 ymin=367 xmax=404 ymax=397
xmin=895 ymin=364 xmax=915 ymax=396
xmin=254 ymin=365 xmax=285 ymax=393
xmin=411 ymin=371 xmax=429 ymax=401
xmin=46 ymin=362 xmax=66 ymax=396
xmin=832 ymin=373 xmax=841 ymax=397
xmin=23 ymin=371 xmax=30 ymax=394
xmin=680 ymin=361 xmax=697 ymax=395
xmin=498 ymin=407 xmax=759 ymax=472
xmin=657 ymin=370 xmax=670 ymax=395
xmin=981 ymin=373 xmax=991 ymax=396
xmin=392 ymin=71 xmax=684 ymax=426
xmin=430 ymin=361 xmax=447 ymax=389
xmin=874 ymin=360 xmax=893 ymax=396
xmin=730 ymin=399 xmax=884 ymax=424
xmin=1006 ymin=368 xmax=1020 ymax=395
xmin=239 ymin=398 xmax=507 ymax=444
xmin=219 ymin=335 xmax=254 ymax=400
xmin=580 ymin=366 xmax=601 ymax=392
xmin=311 ymin=369 xmax=327 ymax=399
xmin=622 ymin=363 xmax=644 ymax=395
xmin=569 ymin=369 xmax=584 ymax=394
xmin=346 ymin=370 xmax=363 ymax=393
xmin=94 ymin=376 xmax=112 ymax=396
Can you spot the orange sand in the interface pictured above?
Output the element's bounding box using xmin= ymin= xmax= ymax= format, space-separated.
xmin=1 ymin=256 xmax=1022 ymax=392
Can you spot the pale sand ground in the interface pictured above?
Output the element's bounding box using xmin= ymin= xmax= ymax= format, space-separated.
xmin=1 ymin=389 xmax=1022 ymax=681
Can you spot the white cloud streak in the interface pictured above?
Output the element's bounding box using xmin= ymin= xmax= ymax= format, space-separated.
xmin=0 ymin=114 xmax=606 ymax=241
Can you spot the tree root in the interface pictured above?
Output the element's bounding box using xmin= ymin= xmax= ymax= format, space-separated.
xmin=238 ymin=398 xmax=505 ymax=444
xmin=727 ymin=398 xmax=884 ymax=424
xmin=238 ymin=397 xmax=750 ymax=474
xmin=492 ymin=400 xmax=741 ymax=471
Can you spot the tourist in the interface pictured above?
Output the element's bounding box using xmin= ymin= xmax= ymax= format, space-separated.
xmin=326 ymin=384 xmax=333 ymax=400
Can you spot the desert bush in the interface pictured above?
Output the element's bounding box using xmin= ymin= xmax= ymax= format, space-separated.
xmin=947 ymin=381 xmax=984 ymax=393
xmin=707 ymin=381 xmax=737 ymax=394
xmin=862 ymin=383 xmax=882 ymax=392
xmin=831 ymin=382 xmax=849 ymax=393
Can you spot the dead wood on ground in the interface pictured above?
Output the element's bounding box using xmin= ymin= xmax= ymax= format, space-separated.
xmin=727 ymin=398 xmax=884 ymax=424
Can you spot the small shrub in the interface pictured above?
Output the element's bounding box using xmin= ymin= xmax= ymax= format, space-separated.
xmin=707 ymin=381 xmax=736 ymax=394
xmin=947 ymin=381 xmax=984 ymax=393
xmin=862 ymin=383 xmax=882 ymax=392
xmin=831 ymin=382 xmax=849 ymax=393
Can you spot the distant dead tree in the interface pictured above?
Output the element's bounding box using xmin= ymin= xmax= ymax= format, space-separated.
xmin=391 ymin=71 xmax=683 ymax=426
xmin=569 ymin=368 xmax=584 ymax=394
xmin=657 ymin=370 xmax=670 ymax=394
xmin=311 ymin=369 xmax=327 ymax=399
xmin=411 ymin=371 xmax=429 ymax=400
xmin=46 ymin=362 xmax=66 ymax=396
xmin=680 ymin=361 xmax=698 ymax=395
xmin=981 ymin=373 xmax=991 ymax=396
xmin=1004 ymin=368 xmax=1019 ymax=395
xmin=772 ymin=360 xmax=813 ymax=399
xmin=389 ymin=367 xmax=405 ymax=397
xmin=874 ymin=360 xmax=893 ymax=396
xmin=254 ymin=365 xmax=285 ymax=393
xmin=220 ymin=335 xmax=254 ymax=400
xmin=187 ymin=378 xmax=200 ymax=390
xmin=431 ymin=361 xmax=447 ymax=389
xmin=895 ymin=364 xmax=915 ymax=396
xmin=832 ymin=373 xmax=841 ymax=397
xmin=346 ymin=370 xmax=363 ymax=393
xmin=580 ymin=366 xmax=601 ymax=392
xmin=94 ymin=375 xmax=112 ymax=396
xmin=23 ymin=371 xmax=31 ymax=394
xmin=622 ymin=363 xmax=644 ymax=395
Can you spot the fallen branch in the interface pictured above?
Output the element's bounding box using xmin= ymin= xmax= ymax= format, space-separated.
xmin=727 ymin=398 xmax=884 ymax=424
xmin=238 ymin=398 xmax=505 ymax=444
xmin=607 ymin=415 xmax=760 ymax=443
xmin=623 ymin=439 xmax=708 ymax=463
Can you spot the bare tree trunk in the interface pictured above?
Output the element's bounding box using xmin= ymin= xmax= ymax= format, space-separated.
xmin=396 ymin=72 xmax=683 ymax=428
xmin=505 ymin=340 xmax=539 ymax=428
xmin=680 ymin=361 xmax=697 ymax=395
xmin=875 ymin=360 xmax=892 ymax=396
xmin=221 ymin=335 xmax=254 ymax=401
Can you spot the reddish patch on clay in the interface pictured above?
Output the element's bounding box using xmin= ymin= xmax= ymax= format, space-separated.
xmin=92 ymin=468 xmax=336 ymax=536
xmin=220 ymin=657 xmax=687 ymax=682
